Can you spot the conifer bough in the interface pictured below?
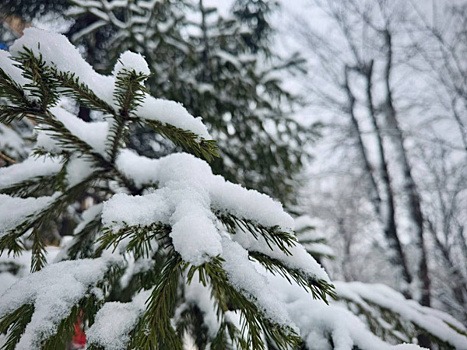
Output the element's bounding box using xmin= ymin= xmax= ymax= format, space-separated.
xmin=0 ymin=28 xmax=335 ymax=350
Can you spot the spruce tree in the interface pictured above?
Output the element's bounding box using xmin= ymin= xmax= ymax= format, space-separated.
xmin=1 ymin=28 xmax=466 ymax=350
xmin=66 ymin=0 xmax=314 ymax=205
xmin=0 ymin=28 xmax=334 ymax=350
xmin=232 ymin=0 xmax=277 ymax=53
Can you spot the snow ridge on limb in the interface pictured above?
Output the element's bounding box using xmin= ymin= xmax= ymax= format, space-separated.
xmin=335 ymin=282 xmax=467 ymax=349
xmin=0 ymin=255 xmax=121 ymax=350
xmin=7 ymin=28 xmax=212 ymax=142
xmin=0 ymin=194 xmax=57 ymax=239
xmin=86 ymin=290 xmax=151 ymax=350
xmin=267 ymin=273 xmax=426 ymax=350
xmin=0 ymin=156 xmax=62 ymax=192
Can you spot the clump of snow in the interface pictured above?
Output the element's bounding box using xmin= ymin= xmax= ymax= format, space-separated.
xmin=0 ymin=256 xmax=120 ymax=350
xmin=105 ymin=154 xmax=223 ymax=265
xmin=209 ymin=179 xmax=295 ymax=230
xmin=66 ymin=155 xmax=96 ymax=188
xmin=86 ymin=290 xmax=151 ymax=350
xmin=10 ymin=28 xmax=114 ymax=105
xmin=0 ymin=156 xmax=62 ymax=190
xmin=106 ymin=151 xmax=299 ymax=268
xmin=35 ymin=107 xmax=109 ymax=157
xmin=0 ymin=194 xmax=57 ymax=238
xmin=135 ymin=97 xmax=211 ymax=139
xmin=51 ymin=105 xmax=109 ymax=156
xmin=115 ymin=149 xmax=159 ymax=188
xmin=221 ymin=237 xmax=295 ymax=329
xmin=115 ymin=151 xmax=294 ymax=230
xmin=102 ymin=192 xmax=172 ymax=229
xmin=113 ymin=51 xmax=150 ymax=77
xmin=8 ymin=28 xmax=211 ymax=140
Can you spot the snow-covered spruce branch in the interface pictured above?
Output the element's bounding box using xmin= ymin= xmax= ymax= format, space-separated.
xmin=66 ymin=0 xmax=311 ymax=206
xmin=334 ymin=282 xmax=467 ymax=349
xmin=0 ymin=29 xmax=334 ymax=349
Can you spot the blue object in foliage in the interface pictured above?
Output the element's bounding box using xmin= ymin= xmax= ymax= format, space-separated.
xmin=0 ymin=42 xmax=9 ymax=51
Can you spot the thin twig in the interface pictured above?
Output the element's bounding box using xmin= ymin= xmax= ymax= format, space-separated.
xmin=0 ymin=151 xmax=16 ymax=164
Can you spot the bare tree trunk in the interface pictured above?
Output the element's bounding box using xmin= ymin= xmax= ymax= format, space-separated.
xmin=343 ymin=64 xmax=415 ymax=295
xmin=344 ymin=65 xmax=414 ymax=293
xmin=338 ymin=217 xmax=354 ymax=282
xmin=427 ymin=219 xmax=467 ymax=320
xmin=361 ymin=61 xmax=412 ymax=294
xmin=199 ymin=0 xmax=211 ymax=83
xmin=343 ymin=66 xmax=381 ymax=215
xmin=382 ymin=30 xmax=431 ymax=307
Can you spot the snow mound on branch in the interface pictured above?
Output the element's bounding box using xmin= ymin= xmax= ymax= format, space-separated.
xmin=0 ymin=194 xmax=57 ymax=238
xmin=114 ymin=150 xmax=294 ymax=229
xmin=106 ymin=151 xmax=296 ymax=267
xmin=0 ymin=50 xmax=30 ymax=87
xmin=51 ymin=106 xmax=109 ymax=155
xmin=9 ymin=28 xmax=211 ymax=140
xmin=0 ymin=156 xmax=62 ymax=190
xmin=335 ymin=282 xmax=467 ymax=349
xmin=267 ymin=273 xmax=425 ymax=350
xmin=0 ymin=256 xmax=120 ymax=350
xmin=103 ymin=150 xmax=330 ymax=327
xmin=113 ymin=51 xmax=150 ymax=76
xmin=86 ymin=290 xmax=151 ymax=350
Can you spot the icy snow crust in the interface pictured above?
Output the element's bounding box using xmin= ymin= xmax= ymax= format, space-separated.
xmin=9 ymin=28 xmax=211 ymax=140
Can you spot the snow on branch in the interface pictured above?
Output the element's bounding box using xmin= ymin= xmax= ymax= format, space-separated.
xmin=86 ymin=290 xmax=151 ymax=350
xmin=0 ymin=156 xmax=62 ymax=191
xmin=0 ymin=255 xmax=121 ymax=350
xmin=0 ymin=194 xmax=57 ymax=240
xmin=335 ymin=282 xmax=467 ymax=349
xmin=6 ymin=28 xmax=211 ymax=140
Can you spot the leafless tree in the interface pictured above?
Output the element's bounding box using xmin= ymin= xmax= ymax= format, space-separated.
xmin=293 ymin=0 xmax=467 ymax=328
xmin=295 ymin=0 xmax=431 ymax=305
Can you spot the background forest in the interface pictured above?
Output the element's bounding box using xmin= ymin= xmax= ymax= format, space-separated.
xmin=0 ymin=0 xmax=466 ymax=349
